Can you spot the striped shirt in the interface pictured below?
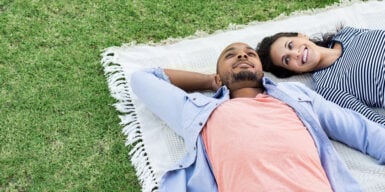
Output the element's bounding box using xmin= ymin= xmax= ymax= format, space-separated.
xmin=313 ymin=27 xmax=385 ymax=125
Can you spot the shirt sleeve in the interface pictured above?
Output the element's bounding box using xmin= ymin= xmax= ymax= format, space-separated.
xmin=317 ymin=87 xmax=385 ymax=126
xmin=130 ymin=67 xmax=188 ymax=136
xmin=311 ymin=89 xmax=385 ymax=164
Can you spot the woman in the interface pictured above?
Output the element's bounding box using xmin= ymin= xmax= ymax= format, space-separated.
xmin=256 ymin=26 xmax=385 ymax=126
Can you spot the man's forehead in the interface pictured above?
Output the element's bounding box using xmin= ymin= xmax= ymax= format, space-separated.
xmin=222 ymin=43 xmax=254 ymax=54
xmin=216 ymin=42 xmax=256 ymax=70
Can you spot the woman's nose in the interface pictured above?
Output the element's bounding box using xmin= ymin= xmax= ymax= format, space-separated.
xmin=290 ymin=49 xmax=300 ymax=59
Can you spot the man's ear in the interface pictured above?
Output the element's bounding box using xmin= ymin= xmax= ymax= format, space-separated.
xmin=214 ymin=74 xmax=222 ymax=88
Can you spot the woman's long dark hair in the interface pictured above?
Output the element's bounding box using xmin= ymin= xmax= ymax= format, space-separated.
xmin=256 ymin=26 xmax=342 ymax=78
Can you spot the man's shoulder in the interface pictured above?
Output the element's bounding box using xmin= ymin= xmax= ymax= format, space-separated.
xmin=271 ymin=81 xmax=316 ymax=102
xmin=263 ymin=77 xmax=310 ymax=91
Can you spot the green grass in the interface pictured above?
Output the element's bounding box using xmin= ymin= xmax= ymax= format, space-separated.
xmin=1 ymin=0 xmax=341 ymax=191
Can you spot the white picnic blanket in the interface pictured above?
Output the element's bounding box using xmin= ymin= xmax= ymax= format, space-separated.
xmin=101 ymin=1 xmax=385 ymax=191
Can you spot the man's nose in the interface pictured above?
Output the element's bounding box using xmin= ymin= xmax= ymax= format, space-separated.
xmin=237 ymin=53 xmax=248 ymax=59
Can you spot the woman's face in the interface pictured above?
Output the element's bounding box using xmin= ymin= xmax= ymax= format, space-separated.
xmin=269 ymin=34 xmax=321 ymax=73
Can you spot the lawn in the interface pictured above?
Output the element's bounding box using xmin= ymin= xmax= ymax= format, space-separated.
xmin=0 ymin=0 xmax=342 ymax=191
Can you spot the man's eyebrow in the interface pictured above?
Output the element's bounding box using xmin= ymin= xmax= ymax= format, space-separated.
xmin=223 ymin=45 xmax=255 ymax=54
xmin=246 ymin=46 xmax=254 ymax=51
xmin=223 ymin=47 xmax=235 ymax=53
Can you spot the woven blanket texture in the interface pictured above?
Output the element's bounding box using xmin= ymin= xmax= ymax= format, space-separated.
xmin=101 ymin=1 xmax=385 ymax=191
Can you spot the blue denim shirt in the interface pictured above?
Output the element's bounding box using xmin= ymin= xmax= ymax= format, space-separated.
xmin=131 ymin=67 xmax=385 ymax=192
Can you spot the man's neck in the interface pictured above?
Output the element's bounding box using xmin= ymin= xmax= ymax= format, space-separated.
xmin=230 ymin=87 xmax=265 ymax=98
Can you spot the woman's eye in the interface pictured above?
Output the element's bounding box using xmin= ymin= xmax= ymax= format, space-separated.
xmin=288 ymin=42 xmax=293 ymax=49
xmin=284 ymin=57 xmax=290 ymax=65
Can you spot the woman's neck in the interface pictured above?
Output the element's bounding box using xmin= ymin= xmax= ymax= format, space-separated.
xmin=318 ymin=42 xmax=342 ymax=69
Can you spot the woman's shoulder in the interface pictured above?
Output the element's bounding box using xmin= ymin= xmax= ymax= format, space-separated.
xmin=332 ymin=26 xmax=369 ymax=44
xmin=341 ymin=26 xmax=369 ymax=33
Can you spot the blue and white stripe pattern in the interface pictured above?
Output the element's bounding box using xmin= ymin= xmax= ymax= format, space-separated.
xmin=313 ymin=27 xmax=385 ymax=125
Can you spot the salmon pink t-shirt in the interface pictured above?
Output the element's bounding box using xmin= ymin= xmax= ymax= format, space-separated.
xmin=201 ymin=94 xmax=332 ymax=192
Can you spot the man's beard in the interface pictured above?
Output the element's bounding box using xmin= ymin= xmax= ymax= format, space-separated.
xmin=233 ymin=71 xmax=258 ymax=82
xmin=222 ymin=71 xmax=259 ymax=87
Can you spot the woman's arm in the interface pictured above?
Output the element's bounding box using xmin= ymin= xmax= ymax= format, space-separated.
xmin=312 ymin=90 xmax=385 ymax=164
xmin=318 ymin=87 xmax=385 ymax=126
xmin=164 ymin=69 xmax=219 ymax=92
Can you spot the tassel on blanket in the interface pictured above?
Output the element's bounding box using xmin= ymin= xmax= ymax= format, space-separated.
xmin=101 ymin=50 xmax=159 ymax=192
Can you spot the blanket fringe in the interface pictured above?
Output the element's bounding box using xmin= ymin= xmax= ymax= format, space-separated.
xmin=101 ymin=50 xmax=158 ymax=192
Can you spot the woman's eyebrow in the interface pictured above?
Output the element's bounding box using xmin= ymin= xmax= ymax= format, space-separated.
xmin=281 ymin=55 xmax=285 ymax=65
xmin=281 ymin=41 xmax=289 ymax=64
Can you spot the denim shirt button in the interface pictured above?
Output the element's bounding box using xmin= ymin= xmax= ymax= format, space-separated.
xmin=199 ymin=122 xmax=203 ymax=126
xmin=179 ymin=165 xmax=183 ymax=168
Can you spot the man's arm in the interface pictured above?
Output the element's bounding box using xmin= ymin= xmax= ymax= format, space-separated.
xmin=131 ymin=67 xmax=188 ymax=135
xmin=164 ymin=69 xmax=219 ymax=92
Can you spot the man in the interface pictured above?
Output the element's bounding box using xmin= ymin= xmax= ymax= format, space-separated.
xmin=131 ymin=42 xmax=385 ymax=192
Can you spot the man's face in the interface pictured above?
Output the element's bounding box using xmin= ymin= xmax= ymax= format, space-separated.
xmin=216 ymin=42 xmax=264 ymax=90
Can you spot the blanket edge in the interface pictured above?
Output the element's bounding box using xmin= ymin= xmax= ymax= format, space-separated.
xmin=101 ymin=49 xmax=159 ymax=192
